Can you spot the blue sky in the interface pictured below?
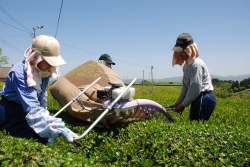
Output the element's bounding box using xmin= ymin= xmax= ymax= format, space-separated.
xmin=0 ymin=0 xmax=249 ymax=81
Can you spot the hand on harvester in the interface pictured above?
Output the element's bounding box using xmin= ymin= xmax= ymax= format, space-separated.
xmin=170 ymin=103 xmax=185 ymax=115
xmin=62 ymin=129 xmax=79 ymax=143
xmin=174 ymin=104 xmax=185 ymax=115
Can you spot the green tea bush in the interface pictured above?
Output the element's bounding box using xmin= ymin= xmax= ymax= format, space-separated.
xmin=0 ymin=84 xmax=249 ymax=166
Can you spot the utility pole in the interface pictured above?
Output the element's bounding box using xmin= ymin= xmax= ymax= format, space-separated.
xmin=142 ymin=70 xmax=144 ymax=86
xmin=151 ymin=66 xmax=154 ymax=95
xmin=33 ymin=25 xmax=44 ymax=38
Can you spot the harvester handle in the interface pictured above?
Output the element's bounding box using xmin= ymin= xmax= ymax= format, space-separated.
xmin=165 ymin=106 xmax=183 ymax=116
xmin=53 ymin=77 xmax=101 ymax=117
xmin=73 ymin=139 xmax=82 ymax=147
xmin=73 ymin=78 xmax=137 ymax=141
xmin=165 ymin=106 xmax=176 ymax=111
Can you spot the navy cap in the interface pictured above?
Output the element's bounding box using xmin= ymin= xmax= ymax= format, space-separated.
xmin=172 ymin=33 xmax=194 ymax=52
xmin=99 ymin=54 xmax=115 ymax=65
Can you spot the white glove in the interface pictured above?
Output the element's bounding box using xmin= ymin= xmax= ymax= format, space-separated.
xmin=48 ymin=138 xmax=55 ymax=145
xmin=62 ymin=129 xmax=79 ymax=143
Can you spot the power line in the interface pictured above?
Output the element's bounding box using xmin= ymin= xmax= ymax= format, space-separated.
xmin=0 ymin=37 xmax=23 ymax=53
xmin=0 ymin=28 xmax=27 ymax=48
xmin=0 ymin=6 xmax=32 ymax=34
xmin=0 ymin=4 xmax=180 ymax=76
xmin=0 ymin=34 xmax=29 ymax=37
xmin=0 ymin=6 xmax=31 ymax=56
xmin=0 ymin=20 xmax=30 ymax=33
xmin=55 ymin=0 xmax=63 ymax=38
xmin=60 ymin=42 xmax=181 ymax=75
xmin=60 ymin=42 xmax=100 ymax=55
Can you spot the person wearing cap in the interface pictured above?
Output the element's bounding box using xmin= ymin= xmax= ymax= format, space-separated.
xmin=0 ymin=35 xmax=78 ymax=144
xmin=98 ymin=53 xmax=115 ymax=69
xmin=171 ymin=33 xmax=216 ymax=121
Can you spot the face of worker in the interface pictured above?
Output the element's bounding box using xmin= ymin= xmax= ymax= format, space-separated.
xmin=179 ymin=51 xmax=189 ymax=61
xmin=37 ymin=60 xmax=52 ymax=71
xmin=106 ymin=63 xmax=112 ymax=68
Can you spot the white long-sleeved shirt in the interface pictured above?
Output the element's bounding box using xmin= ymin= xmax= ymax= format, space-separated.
xmin=176 ymin=58 xmax=213 ymax=107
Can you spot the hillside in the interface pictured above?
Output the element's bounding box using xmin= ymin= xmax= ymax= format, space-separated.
xmin=124 ymin=73 xmax=250 ymax=84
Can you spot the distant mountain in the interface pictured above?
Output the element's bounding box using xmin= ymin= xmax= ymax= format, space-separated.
xmin=125 ymin=73 xmax=250 ymax=84
xmin=51 ymin=74 xmax=250 ymax=84
xmin=210 ymin=74 xmax=250 ymax=82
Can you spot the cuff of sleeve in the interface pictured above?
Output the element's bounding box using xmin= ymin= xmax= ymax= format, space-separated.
xmin=61 ymin=128 xmax=71 ymax=138
xmin=182 ymin=102 xmax=189 ymax=107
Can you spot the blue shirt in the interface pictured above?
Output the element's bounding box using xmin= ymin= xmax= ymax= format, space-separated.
xmin=0 ymin=60 xmax=73 ymax=142
xmin=0 ymin=60 xmax=49 ymax=112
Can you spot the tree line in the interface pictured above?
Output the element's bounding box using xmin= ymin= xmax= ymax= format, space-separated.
xmin=0 ymin=48 xmax=9 ymax=67
xmin=212 ymin=78 xmax=250 ymax=98
xmin=212 ymin=78 xmax=250 ymax=91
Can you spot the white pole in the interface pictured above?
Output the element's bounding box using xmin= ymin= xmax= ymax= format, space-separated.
xmin=53 ymin=77 xmax=101 ymax=117
xmin=151 ymin=66 xmax=154 ymax=95
xmin=74 ymin=78 xmax=137 ymax=140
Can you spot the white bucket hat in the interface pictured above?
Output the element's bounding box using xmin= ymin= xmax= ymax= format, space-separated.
xmin=32 ymin=35 xmax=66 ymax=66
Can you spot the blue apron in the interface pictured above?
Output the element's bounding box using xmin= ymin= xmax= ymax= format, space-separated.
xmin=189 ymin=91 xmax=216 ymax=121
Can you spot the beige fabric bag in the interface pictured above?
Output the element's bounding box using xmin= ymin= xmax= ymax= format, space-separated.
xmin=50 ymin=60 xmax=125 ymax=122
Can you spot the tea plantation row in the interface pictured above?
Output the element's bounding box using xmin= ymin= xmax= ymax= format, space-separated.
xmin=0 ymin=84 xmax=249 ymax=166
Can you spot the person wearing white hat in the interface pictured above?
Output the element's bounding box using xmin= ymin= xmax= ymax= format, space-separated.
xmin=171 ymin=33 xmax=216 ymax=121
xmin=0 ymin=35 xmax=78 ymax=144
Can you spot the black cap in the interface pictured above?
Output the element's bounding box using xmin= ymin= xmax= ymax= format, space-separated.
xmin=99 ymin=54 xmax=115 ymax=65
xmin=172 ymin=33 xmax=194 ymax=52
